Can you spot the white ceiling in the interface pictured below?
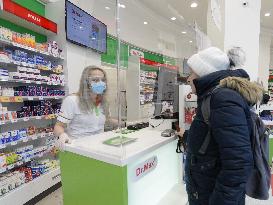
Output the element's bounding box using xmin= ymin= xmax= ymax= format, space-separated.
xmin=137 ymin=0 xmax=209 ymax=33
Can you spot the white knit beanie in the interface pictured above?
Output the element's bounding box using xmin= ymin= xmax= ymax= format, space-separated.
xmin=187 ymin=47 xmax=230 ymax=77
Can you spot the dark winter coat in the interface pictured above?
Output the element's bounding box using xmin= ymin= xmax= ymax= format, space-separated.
xmin=185 ymin=69 xmax=264 ymax=205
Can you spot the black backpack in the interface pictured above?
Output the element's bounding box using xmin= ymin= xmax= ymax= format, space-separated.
xmin=200 ymin=87 xmax=271 ymax=200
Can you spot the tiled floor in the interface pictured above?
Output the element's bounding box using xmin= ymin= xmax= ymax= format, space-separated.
xmin=35 ymin=185 xmax=273 ymax=205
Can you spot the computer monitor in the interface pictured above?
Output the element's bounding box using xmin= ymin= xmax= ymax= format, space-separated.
xmin=153 ymin=66 xmax=179 ymax=119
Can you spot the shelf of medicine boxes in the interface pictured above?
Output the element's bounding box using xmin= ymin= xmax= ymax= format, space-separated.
xmin=0 ymin=114 xmax=57 ymax=126
xmin=0 ymin=168 xmax=61 ymax=205
xmin=0 ymin=132 xmax=55 ymax=150
xmin=0 ymin=146 xmax=52 ymax=174
xmin=0 ymin=59 xmax=64 ymax=75
xmin=0 ymin=96 xmax=64 ymax=103
xmin=0 ymin=38 xmax=65 ymax=61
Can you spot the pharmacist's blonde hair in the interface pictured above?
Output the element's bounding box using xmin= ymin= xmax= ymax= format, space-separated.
xmin=76 ymin=66 xmax=109 ymax=117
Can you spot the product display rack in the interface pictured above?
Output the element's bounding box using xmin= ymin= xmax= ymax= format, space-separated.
xmin=126 ymin=56 xmax=158 ymax=122
xmin=0 ymin=168 xmax=61 ymax=205
xmin=0 ymin=17 xmax=64 ymax=204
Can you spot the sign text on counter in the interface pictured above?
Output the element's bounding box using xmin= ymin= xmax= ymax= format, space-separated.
xmin=133 ymin=156 xmax=158 ymax=181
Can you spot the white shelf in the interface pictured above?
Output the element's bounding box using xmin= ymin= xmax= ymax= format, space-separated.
xmin=21 ymin=96 xmax=64 ymax=100
xmin=0 ymin=132 xmax=54 ymax=150
xmin=0 ymin=114 xmax=57 ymax=126
xmin=0 ymin=60 xmax=64 ymax=75
xmin=0 ymin=79 xmax=65 ymax=87
xmin=0 ymin=168 xmax=61 ymax=205
xmin=259 ymin=105 xmax=273 ymax=111
xmin=0 ymin=39 xmax=64 ymax=61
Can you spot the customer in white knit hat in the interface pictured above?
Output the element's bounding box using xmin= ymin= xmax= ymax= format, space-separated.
xmin=186 ymin=47 xmax=230 ymax=94
xmin=180 ymin=47 xmax=260 ymax=205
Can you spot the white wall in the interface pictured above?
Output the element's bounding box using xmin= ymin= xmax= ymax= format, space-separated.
xmin=207 ymin=0 xmax=225 ymax=50
xmin=224 ymin=0 xmax=261 ymax=81
xmin=258 ymin=32 xmax=271 ymax=90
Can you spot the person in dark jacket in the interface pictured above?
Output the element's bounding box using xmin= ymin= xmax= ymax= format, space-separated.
xmin=183 ymin=47 xmax=263 ymax=205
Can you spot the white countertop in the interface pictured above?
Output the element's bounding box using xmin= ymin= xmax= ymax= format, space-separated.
xmin=64 ymin=128 xmax=177 ymax=166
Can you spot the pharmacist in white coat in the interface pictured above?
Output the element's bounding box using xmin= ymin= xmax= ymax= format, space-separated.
xmin=54 ymin=66 xmax=112 ymax=148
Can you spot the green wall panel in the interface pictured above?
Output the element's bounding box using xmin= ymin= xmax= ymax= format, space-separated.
xmin=60 ymin=151 xmax=128 ymax=205
xmin=0 ymin=18 xmax=47 ymax=43
xmin=13 ymin=0 xmax=45 ymax=17
xmin=101 ymin=36 xmax=177 ymax=68
xmin=101 ymin=36 xmax=128 ymax=68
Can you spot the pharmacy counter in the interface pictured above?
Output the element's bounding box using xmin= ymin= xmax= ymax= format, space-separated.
xmin=60 ymin=128 xmax=181 ymax=205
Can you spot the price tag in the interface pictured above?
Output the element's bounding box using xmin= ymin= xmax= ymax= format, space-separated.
xmin=32 ymin=135 xmax=38 ymax=140
xmin=23 ymin=117 xmax=29 ymax=121
xmin=39 ymin=97 xmax=44 ymax=100
xmin=7 ymin=164 xmax=14 ymax=170
xmin=47 ymin=82 xmax=52 ymax=85
xmin=36 ymin=116 xmax=42 ymax=120
xmin=25 ymin=80 xmax=31 ymax=84
xmin=0 ymin=168 xmax=6 ymax=174
xmin=28 ymin=97 xmax=34 ymax=101
xmin=53 ymin=83 xmax=58 ymax=85
xmin=0 ymin=144 xmax=6 ymax=149
xmin=17 ymin=161 xmax=23 ymax=166
xmin=23 ymin=138 xmax=28 ymax=142
xmin=25 ymin=158 xmax=31 ymax=163
xmin=22 ymin=62 xmax=27 ymax=67
xmin=11 ymin=119 xmax=18 ymax=123
xmin=14 ymin=61 xmax=20 ymax=65
xmin=36 ymin=81 xmax=41 ymax=85
xmin=11 ymin=141 xmax=17 ymax=146
xmin=0 ymin=121 xmax=5 ymax=125
xmin=54 ymin=96 xmax=60 ymax=99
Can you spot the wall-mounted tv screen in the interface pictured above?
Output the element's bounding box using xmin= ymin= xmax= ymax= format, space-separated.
xmin=65 ymin=0 xmax=107 ymax=53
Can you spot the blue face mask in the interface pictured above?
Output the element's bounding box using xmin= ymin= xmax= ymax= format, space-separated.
xmin=90 ymin=81 xmax=106 ymax=94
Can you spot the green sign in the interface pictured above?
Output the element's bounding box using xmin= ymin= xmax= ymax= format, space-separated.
xmin=101 ymin=36 xmax=177 ymax=68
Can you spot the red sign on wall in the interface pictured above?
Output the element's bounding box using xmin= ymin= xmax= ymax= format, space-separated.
xmin=1 ymin=0 xmax=57 ymax=33
xmin=140 ymin=58 xmax=178 ymax=71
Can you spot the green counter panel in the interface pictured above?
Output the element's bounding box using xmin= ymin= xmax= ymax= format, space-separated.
xmin=60 ymin=151 xmax=128 ymax=205
xmin=269 ymin=138 xmax=273 ymax=166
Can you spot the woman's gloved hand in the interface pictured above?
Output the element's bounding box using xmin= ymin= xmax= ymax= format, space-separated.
xmin=55 ymin=132 xmax=72 ymax=151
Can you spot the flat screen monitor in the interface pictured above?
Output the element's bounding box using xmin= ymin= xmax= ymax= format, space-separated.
xmin=65 ymin=0 xmax=107 ymax=53
xmin=153 ymin=67 xmax=179 ymax=119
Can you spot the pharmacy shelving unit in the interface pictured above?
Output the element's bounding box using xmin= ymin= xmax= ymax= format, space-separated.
xmin=126 ymin=56 xmax=158 ymax=123
xmin=0 ymin=18 xmax=64 ymax=205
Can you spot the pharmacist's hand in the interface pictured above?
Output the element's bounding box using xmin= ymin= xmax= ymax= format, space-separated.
xmin=176 ymin=128 xmax=185 ymax=138
xmin=55 ymin=132 xmax=72 ymax=151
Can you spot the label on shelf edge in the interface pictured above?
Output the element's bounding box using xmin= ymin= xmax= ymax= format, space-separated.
xmin=11 ymin=141 xmax=17 ymax=145
xmin=17 ymin=161 xmax=23 ymax=166
xmin=26 ymin=80 xmax=31 ymax=83
xmin=39 ymin=97 xmax=44 ymax=100
xmin=0 ymin=121 xmax=5 ymax=125
xmin=23 ymin=138 xmax=28 ymax=142
xmin=32 ymin=135 xmax=38 ymax=140
xmin=0 ymin=144 xmax=6 ymax=149
xmin=7 ymin=164 xmax=14 ymax=170
xmin=23 ymin=117 xmax=30 ymax=121
xmin=36 ymin=81 xmax=41 ymax=84
xmin=11 ymin=119 xmax=18 ymax=123
xmin=0 ymin=168 xmax=6 ymax=173
xmin=28 ymin=97 xmax=34 ymax=100
xmin=36 ymin=116 xmax=42 ymax=120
